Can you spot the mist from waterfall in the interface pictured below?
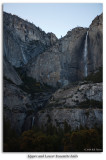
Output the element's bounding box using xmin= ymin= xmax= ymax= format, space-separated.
xmin=83 ymin=31 xmax=88 ymax=77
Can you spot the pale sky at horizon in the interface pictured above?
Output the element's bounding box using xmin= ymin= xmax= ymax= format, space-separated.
xmin=3 ymin=3 xmax=103 ymax=38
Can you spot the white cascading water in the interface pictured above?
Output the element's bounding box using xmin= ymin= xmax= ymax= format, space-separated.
xmin=32 ymin=116 xmax=35 ymax=127
xmin=83 ymin=31 xmax=88 ymax=77
xmin=21 ymin=46 xmax=27 ymax=64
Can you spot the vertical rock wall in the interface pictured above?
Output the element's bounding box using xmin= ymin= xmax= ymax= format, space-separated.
xmin=87 ymin=14 xmax=103 ymax=74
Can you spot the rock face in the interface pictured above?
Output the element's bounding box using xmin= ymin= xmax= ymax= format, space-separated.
xmin=36 ymin=82 xmax=102 ymax=130
xmin=3 ymin=80 xmax=32 ymax=133
xmin=88 ymin=14 xmax=103 ymax=74
xmin=3 ymin=57 xmax=22 ymax=85
xmin=27 ymin=27 xmax=88 ymax=87
xmin=48 ymin=82 xmax=102 ymax=107
xmin=3 ymin=80 xmax=102 ymax=133
xmin=3 ymin=79 xmax=54 ymax=133
xmin=3 ymin=12 xmax=103 ymax=134
xmin=3 ymin=12 xmax=57 ymax=67
xmin=26 ymin=14 xmax=103 ymax=87
xmin=37 ymin=108 xmax=102 ymax=130
xmin=3 ymin=12 xmax=103 ymax=87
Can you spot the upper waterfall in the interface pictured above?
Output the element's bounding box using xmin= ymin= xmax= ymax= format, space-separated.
xmin=83 ymin=31 xmax=88 ymax=77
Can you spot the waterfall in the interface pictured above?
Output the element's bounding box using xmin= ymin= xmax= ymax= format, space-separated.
xmin=21 ymin=46 xmax=27 ymax=64
xmin=83 ymin=31 xmax=88 ymax=77
xmin=32 ymin=116 xmax=35 ymax=127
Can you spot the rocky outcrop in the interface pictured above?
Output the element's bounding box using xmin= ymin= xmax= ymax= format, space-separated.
xmin=26 ymin=14 xmax=103 ymax=87
xmin=37 ymin=108 xmax=102 ymax=130
xmin=35 ymin=82 xmax=102 ymax=130
xmin=3 ymin=57 xmax=22 ymax=85
xmin=3 ymin=80 xmax=32 ymax=133
xmin=3 ymin=79 xmax=54 ymax=133
xmin=27 ymin=27 xmax=88 ymax=87
xmin=48 ymin=82 xmax=102 ymax=107
xmin=3 ymin=12 xmax=58 ymax=67
xmin=87 ymin=14 xmax=103 ymax=74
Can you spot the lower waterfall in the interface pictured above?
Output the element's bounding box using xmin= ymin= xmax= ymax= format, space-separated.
xmin=32 ymin=116 xmax=35 ymax=127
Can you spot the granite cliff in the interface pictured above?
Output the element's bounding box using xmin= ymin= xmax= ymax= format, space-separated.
xmin=88 ymin=13 xmax=103 ymax=74
xmin=3 ymin=12 xmax=57 ymax=67
xmin=3 ymin=12 xmax=103 ymax=134
xmin=26 ymin=27 xmax=88 ymax=87
xmin=3 ymin=12 xmax=103 ymax=87
xmin=26 ymin=14 xmax=103 ymax=87
xmin=36 ymin=82 xmax=102 ymax=130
